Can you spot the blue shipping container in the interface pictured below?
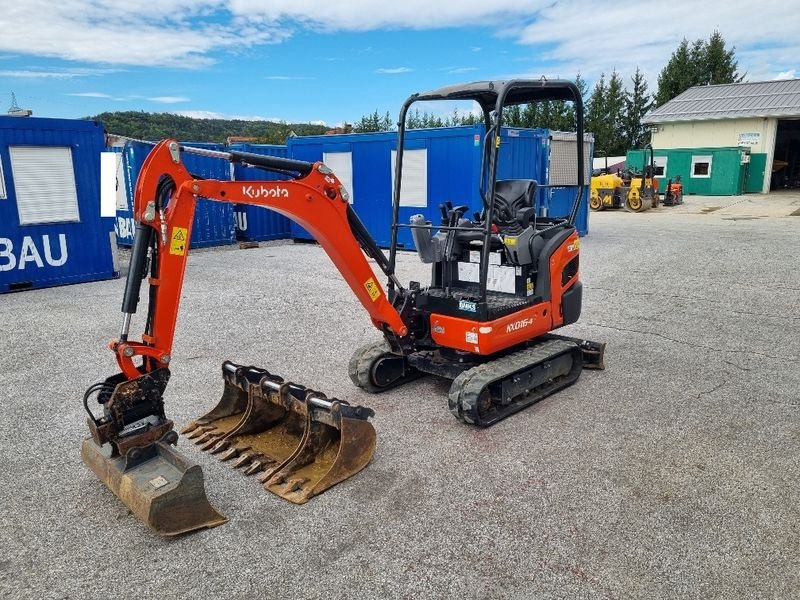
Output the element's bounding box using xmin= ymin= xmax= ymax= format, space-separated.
xmin=287 ymin=125 xmax=587 ymax=250
xmin=115 ymin=141 xmax=235 ymax=248
xmin=0 ymin=116 xmax=118 ymax=293
xmin=229 ymin=144 xmax=293 ymax=242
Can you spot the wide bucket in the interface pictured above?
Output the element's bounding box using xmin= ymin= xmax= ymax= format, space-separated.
xmin=182 ymin=361 xmax=376 ymax=504
xmin=81 ymin=438 xmax=227 ymax=535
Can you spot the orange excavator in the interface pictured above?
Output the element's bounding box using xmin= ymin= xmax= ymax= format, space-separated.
xmin=82 ymin=79 xmax=605 ymax=535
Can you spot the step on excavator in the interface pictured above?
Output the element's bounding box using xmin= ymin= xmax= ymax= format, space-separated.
xmin=82 ymin=79 xmax=605 ymax=535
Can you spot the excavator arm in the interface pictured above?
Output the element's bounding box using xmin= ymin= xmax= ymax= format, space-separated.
xmin=82 ymin=140 xmax=395 ymax=533
xmin=114 ymin=139 xmax=407 ymax=380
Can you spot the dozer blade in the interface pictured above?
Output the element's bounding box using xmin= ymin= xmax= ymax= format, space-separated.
xmin=81 ymin=435 xmax=227 ymax=536
xmin=184 ymin=361 xmax=377 ymax=504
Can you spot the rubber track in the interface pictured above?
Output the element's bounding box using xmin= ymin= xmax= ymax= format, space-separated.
xmin=348 ymin=341 xmax=422 ymax=393
xmin=448 ymin=338 xmax=581 ymax=426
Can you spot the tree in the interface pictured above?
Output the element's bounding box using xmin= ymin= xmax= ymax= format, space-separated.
xmin=585 ymin=70 xmax=627 ymax=155
xmin=655 ymin=31 xmax=743 ymax=105
xmin=704 ymin=30 xmax=743 ymax=85
xmin=623 ymin=67 xmax=653 ymax=149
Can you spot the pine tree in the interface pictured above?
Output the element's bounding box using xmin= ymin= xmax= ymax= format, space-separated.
xmin=586 ymin=73 xmax=608 ymax=153
xmin=624 ymin=67 xmax=653 ymax=149
xmin=656 ymin=32 xmax=743 ymax=105
xmin=704 ymin=30 xmax=743 ymax=85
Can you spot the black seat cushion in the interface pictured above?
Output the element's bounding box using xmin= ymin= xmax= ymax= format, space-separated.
xmin=493 ymin=179 xmax=538 ymax=235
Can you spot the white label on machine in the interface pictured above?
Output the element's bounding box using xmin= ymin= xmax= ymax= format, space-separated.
xmin=149 ymin=476 xmax=169 ymax=489
xmin=468 ymin=251 xmax=502 ymax=265
xmin=457 ymin=262 xmax=516 ymax=294
xmin=465 ymin=331 xmax=478 ymax=344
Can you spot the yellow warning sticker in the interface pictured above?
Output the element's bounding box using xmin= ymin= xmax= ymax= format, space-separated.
xmin=364 ymin=277 xmax=381 ymax=302
xmin=169 ymin=227 xmax=188 ymax=256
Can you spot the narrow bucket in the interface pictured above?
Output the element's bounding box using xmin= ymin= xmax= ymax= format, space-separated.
xmin=81 ymin=438 xmax=227 ymax=536
xmin=183 ymin=361 xmax=376 ymax=503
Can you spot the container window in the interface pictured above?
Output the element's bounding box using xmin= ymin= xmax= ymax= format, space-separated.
xmin=10 ymin=146 xmax=80 ymax=224
xmin=691 ymin=155 xmax=713 ymax=178
xmin=391 ymin=148 xmax=428 ymax=207
xmin=322 ymin=151 xmax=354 ymax=204
xmin=653 ymin=156 xmax=667 ymax=177
xmin=0 ymin=158 xmax=6 ymax=199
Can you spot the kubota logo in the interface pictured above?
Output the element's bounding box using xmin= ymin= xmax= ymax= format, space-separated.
xmin=506 ymin=317 xmax=535 ymax=333
xmin=242 ymin=185 xmax=289 ymax=199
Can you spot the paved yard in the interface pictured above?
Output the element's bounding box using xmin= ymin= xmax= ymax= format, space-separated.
xmin=1 ymin=194 xmax=798 ymax=599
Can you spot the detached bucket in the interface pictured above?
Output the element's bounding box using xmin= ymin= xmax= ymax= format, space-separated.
xmin=81 ymin=437 xmax=227 ymax=535
xmin=182 ymin=361 xmax=376 ymax=503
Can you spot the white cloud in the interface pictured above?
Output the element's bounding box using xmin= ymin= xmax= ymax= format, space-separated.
xmin=0 ymin=1 xmax=287 ymax=67
xmin=375 ymin=67 xmax=413 ymax=74
xmin=447 ymin=67 xmax=478 ymax=74
xmin=514 ymin=0 xmax=800 ymax=83
xmin=774 ymin=69 xmax=796 ymax=80
xmin=0 ymin=68 xmax=115 ymax=79
xmin=0 ymin=0 xmax=797 ymax=81
xmin=67 ymin=92 xmax=113 ymax=98
xmin=171 ymin=110 xmax=284 ymax=121
xmin=147 ymin=96 xmax=190 ymax=104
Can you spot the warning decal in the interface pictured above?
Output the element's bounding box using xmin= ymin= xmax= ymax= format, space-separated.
xmin=364 ymin=277 xmax=381 ymax=302
xmin=169 ymin=227 xmax=188 ymax=256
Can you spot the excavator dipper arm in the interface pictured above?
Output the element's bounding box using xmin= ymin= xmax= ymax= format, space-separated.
xmin=114 ymin=139 xmax=407 ymax=380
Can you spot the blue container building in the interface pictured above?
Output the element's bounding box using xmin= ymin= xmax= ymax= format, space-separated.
xmin=287 ymin=125 xmax=589 ymax=250
xmin=0 ymin=116 xmax=118 ymax=293
xmin=115 ymin=141 xmax=235 ymax=248
xmin=229 ymin=144 xmax=293 ymax=242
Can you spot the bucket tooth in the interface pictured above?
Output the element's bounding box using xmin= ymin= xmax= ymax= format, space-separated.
xmin=220 ymin=446 xmax=247 ymax=462
xmin=232 ymin=451 xmax=258 ymax=469
xmin=199 ymin=435 xmax=223 ymax=451
xmin=209 ymin=439 xmax=231 ymax=455
xmin=81 ymin=438 xmax=227 ymax=536
xmin=194 ymin=430 xmax=220 ymax=446
xmin=181 ymin=421 xmax=201 ymax=435
xmin=243 ymin=459 xmax=272 ymax=476
xmin=186 ymin=425 xmax=214 ymax=440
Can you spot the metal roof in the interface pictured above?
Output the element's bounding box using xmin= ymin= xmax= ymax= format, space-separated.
xmin=643 ymin=79 xmax=800 ymax=123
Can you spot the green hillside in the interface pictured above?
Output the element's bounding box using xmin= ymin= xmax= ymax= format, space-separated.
xmin=89 ymin=111 xmax=328 ymax=144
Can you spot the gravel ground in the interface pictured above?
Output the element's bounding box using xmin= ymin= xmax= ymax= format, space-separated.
xmin=1 ymin=197 xmax=798 ymax=599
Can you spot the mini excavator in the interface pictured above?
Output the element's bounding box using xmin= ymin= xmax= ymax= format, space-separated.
xmin=82 ymin=79 xmax=605 ymax=535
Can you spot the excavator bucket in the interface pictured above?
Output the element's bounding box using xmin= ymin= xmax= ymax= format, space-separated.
xmin=81 ymin=435 xmax=227 ymax=535
xmin=182 ymin=361 xmax=376 ymax=504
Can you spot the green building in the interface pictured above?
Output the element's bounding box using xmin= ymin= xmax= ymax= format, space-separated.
xmin=626 ymin=146 xmax=757 ymax=196
xmin=642 ymin=79 xmax=800 ymax=194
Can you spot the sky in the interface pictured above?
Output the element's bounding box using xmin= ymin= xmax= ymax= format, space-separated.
xmin=1 ymin=0 xmax=798 ymax=126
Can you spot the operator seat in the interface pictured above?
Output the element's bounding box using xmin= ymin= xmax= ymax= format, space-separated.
xmin=492 ymin=179 xmax=538 ymax=236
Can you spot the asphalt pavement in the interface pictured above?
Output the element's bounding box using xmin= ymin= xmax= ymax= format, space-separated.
xmin=1 ymin=194 xmax=798 ymax=599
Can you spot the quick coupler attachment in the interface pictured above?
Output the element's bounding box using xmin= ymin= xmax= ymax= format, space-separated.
xmin=81 ymin=371 xmax=227 ymax=535
xmin=182 ymin=361 xmax=377 ymax=504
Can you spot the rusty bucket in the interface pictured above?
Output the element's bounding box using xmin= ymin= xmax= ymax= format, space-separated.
xmin=182 ymin=361 xmax=376 ymax=503
xmin=81 ymin=436 xmax=227 ymax=535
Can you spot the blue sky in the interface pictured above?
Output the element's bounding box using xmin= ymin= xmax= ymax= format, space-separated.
xmin=1 ymin=1 xmax=798 ymax=126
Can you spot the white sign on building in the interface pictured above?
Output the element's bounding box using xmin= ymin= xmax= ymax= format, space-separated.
xmin=737 ymin=132 xmax=761 ymax=146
